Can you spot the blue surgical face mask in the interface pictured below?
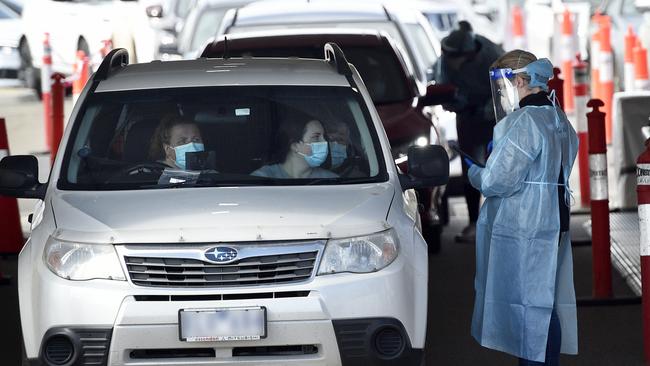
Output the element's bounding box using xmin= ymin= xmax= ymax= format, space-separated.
xmin=330 ymin=142 xmax=348 ymax=168
xmin=300 ymin=141 xmax=328 ymax=168
xmin=174 ymin=142 xmax=204 ymax=169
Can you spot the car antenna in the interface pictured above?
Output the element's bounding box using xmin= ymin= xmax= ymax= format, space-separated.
xmin=223 ymin=36 xmax=230 ymax=59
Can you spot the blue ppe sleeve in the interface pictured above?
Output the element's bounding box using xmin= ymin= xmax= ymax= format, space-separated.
xmin=463 ymin=157 xmax=475 ymax=168
xmin=468 ymin=109 xmax=543 ymax=197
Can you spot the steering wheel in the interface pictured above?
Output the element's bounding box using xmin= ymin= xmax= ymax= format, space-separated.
xmin=105 ymin=161 xmax=169 ymax=184
xmin=120 ymin=162 xmax=169 ymax=176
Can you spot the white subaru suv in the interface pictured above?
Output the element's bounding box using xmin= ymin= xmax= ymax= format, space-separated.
xmin=0 ymin=45 xmax=449 ymax=366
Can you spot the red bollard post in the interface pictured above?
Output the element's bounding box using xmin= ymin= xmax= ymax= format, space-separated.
xmin=574 ymin=55 xmax=591 ymax=208
xmin=636 ymin=139 xmax=650 ymax=366
xmin=41 ymin=33 xmax=53 ymax=151
xmin=587 ymin=99 xmax=612 ymax=298
xmin=548 ymin=67 xmax=565 ymax=110
xmin=0 ymin=118 xmax=24 ymax=255
xmin=50 ymin=73 xmax=65 ymax=164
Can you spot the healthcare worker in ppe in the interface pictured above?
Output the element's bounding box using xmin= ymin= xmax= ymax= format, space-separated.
xmin=465 ymin=50 xmax=579 ymax=365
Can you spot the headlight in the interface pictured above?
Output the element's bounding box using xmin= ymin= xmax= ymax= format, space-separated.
xmin=317 ymin=229 xmax=399 ymax=275
xmin=43 ymin=239 xmax=126 ymax=281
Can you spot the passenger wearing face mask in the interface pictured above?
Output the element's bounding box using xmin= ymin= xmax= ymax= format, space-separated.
xmin=149 ymin=115 xmax=205 ymax=170
xmin=466 ymin=50 xmax=579 ymax=366
xmin=326 ymin=121 xmax=367 ymax=178
xmin=252 ymin=117 xmax=338 ymax=179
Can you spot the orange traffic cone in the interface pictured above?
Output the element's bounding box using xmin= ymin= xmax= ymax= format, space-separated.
xmin=634 ymin=39 xmax=650 ymax=90
xmin=625 ymin=27 xmax=637 ymax=91
xmin=72 ymin=51 xmax=89 ymax=105
xmin=560 ymin=9 xmax=575 ymax=113
xmin=590 ymin=12 xmax=605 ymax=102
xmin=511 ymin=5 xmax=526 ymax=50
xmin=0 ymin=118 xmax=24 ymax=256
xmin=599 ymin=17 xmax=614 ymax=144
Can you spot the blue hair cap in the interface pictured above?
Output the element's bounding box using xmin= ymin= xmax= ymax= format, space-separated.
xmin=523 ymin=58 xmax=553 ymax=91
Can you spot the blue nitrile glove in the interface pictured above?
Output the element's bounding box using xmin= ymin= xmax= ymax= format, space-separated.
xmin=487 ymin=140 xmax=493 ymax=154
xmin=464 ymin=157 xmax=474 ymax=168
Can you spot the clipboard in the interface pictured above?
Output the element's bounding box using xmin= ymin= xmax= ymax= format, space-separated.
xmin=449 ymin=142 xmax=486 ymax=168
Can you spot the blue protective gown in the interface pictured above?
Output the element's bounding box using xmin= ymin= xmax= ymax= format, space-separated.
xmin=468 ymin=103 xmax=579 ymax=362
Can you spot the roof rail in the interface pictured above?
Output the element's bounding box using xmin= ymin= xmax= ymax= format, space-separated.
xmin=95 ymin=48 xmax=129 ymax=81
xmin=324 ymin=42 xmax=352 ymax=77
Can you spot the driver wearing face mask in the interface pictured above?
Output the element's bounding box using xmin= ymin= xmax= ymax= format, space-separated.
xmin=149 ymin=116 xmax=205 ymax=170
xmin=252 ymin=117 xmax=338 ymax=179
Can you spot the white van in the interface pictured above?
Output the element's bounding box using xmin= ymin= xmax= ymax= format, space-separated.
xmin=1 ymin=45 xmax=449 ymax=366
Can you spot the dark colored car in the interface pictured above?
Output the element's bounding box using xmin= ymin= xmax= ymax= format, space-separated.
xmin=201 ymin=29 xmax=455 ymax=251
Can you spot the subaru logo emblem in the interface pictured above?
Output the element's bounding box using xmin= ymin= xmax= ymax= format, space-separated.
xmin=205 ymin=246 xmax=238 ymax=263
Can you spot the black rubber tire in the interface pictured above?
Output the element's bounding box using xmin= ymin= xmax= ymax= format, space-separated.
xmin=423 ymin=224 xmax=442 ymax=255
xmin=19 ymin=40 xmax=41 ymax=99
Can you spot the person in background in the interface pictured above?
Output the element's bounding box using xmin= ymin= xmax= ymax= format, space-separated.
xmin=326 ymin=120 xmax=367 ymax=178
xmin=432 ymin=20 xmax=504 ymax=243
xmin=252 ymin=117 xmax=338 ymax=179
xmin=149 ymin=115 xmax=204 ymax=170
xmin=466 ymin=50 xmax=579 ymax=365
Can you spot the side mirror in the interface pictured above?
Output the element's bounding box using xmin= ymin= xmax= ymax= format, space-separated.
xmin=0 ymin=155 xmax=45 ymax=199
xmin=146 ymin=5 xmax=163 ymax=18
xmin=418 ymin=83 xmax=457 ymax=107
xmin=399 ymin=145 xmax=449 ymax=190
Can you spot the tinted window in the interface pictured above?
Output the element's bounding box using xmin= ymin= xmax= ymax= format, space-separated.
xmin=60 ymin=86 xmax=386 ymax=190
xmin=226 ymin=45 xmax=412 ymax=104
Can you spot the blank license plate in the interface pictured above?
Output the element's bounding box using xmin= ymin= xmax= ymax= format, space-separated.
xmin=179 ymin=307 xmax=267 ymax=342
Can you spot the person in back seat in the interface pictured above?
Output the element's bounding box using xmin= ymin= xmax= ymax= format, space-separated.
xmin=325 ymin=120 xmax=367 ymax=178
xmin=149 ymin=115 xmax=204 ymax=170
xmin=252 ymin=117 xmax=338 ymax=179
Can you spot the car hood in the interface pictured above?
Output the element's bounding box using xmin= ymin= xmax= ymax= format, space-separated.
xmin=50 ymin=183 xmax=396 ymax=244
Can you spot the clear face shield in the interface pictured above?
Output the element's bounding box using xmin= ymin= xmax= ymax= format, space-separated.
xmin=489 ymin=68 xmax=523 ymax=122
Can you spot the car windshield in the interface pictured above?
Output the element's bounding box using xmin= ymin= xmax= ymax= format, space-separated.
xmin=403 ymin=23 xmax=439 ymax=80
xmin=59 ymin=86 xmax=387 ymax=191
xmin=223 ymin=45 xmax=412 ymax=104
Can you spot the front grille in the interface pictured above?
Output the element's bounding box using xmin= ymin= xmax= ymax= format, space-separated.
xmin=133 ymin=291 xmax=311 ymax=301
xmin=125 ymin=251 xmax=318 ymax=287
xmin=130 ymin=348 xmax=215 ymax=359
xmin=233 ymin=345 xmax=318 ymax=357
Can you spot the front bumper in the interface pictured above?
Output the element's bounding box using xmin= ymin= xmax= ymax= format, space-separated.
xmin=22 ymin=245 xmax=426 ymax=366
xmin=31 ymin=317 xmax=422 ymax=366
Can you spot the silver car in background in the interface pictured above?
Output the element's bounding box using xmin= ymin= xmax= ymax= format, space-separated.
xmin=218 ymin=0 xmax=441 ymax=84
